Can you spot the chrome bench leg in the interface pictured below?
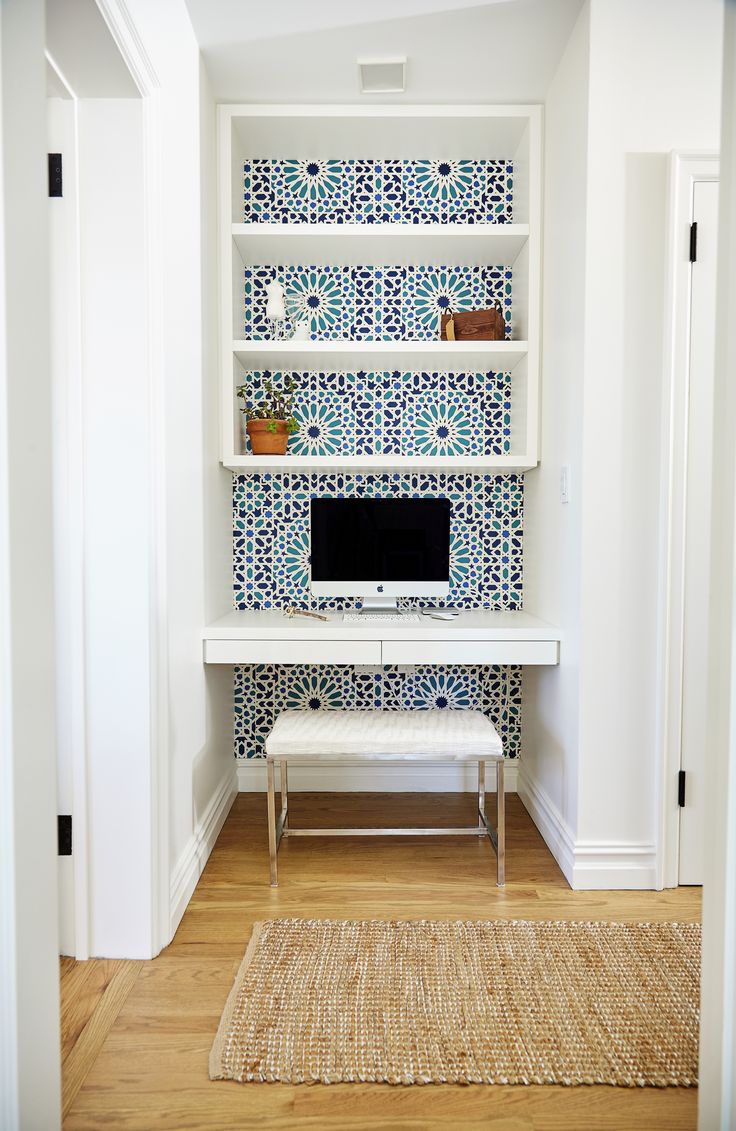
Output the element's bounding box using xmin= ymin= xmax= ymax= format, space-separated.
xmin=280 ymin=760 xmax=289 ymax=829
xmin=267 ymin=759 xmax=278 ymax=887
xmin=496 ymin=759 xmax=505 ymax=887
xmin=478 ymin=760 xmax=486 ymax=827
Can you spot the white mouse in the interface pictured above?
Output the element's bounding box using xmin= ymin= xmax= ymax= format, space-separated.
xmin=426 ymin=610 xmax=459 ymax=621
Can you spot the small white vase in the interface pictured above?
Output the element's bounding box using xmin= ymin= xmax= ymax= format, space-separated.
xmin=292 ymin=320 xmax=310 ymax=341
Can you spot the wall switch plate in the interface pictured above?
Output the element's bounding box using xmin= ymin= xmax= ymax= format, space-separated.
xmin=398 ymin=665 xmax=416 ymax=675
xmin=560 ymin=465 xmax=570 ymax=504
xmin=355 ymin=665 xmax=383 ymax=674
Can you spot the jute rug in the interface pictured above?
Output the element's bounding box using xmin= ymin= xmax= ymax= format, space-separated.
xmin=209 ymin=918 xmax=700 ymax=1087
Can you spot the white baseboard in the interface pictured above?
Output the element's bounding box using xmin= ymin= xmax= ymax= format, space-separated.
xmin=235 ymin=759 xmax=518 ymax=793
xmin=169 ymin=767 xmax=237 ymax=937
xmin=517 ymin=766 xmax=575 ymax=883
xmin=517 ymin=767 xmax=658 ymax=890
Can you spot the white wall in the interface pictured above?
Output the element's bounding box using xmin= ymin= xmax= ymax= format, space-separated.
xmin=0 ymin=0 xmax=62 ymax=1126
xmin=522 ymin=0 xmax=723 ymax=887
xmin=521 ymin=1 xmax=589 ymax=875
xmin=76 ymin=97 xmax=155 ymax=957
xmin=699 ymin=2 xmax=736 ymax=1124
xmin=120 ymin=0 xmax=235 ymax=942
xmin=576 ymin=0 xmax=722 ymax=884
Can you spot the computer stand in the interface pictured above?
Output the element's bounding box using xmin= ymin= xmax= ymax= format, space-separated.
xmin=358 ymin=595 xmax=399 ymax=614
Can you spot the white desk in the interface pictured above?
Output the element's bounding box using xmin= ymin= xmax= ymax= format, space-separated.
xmin=202 ymin=610 xmax=560 ymax=667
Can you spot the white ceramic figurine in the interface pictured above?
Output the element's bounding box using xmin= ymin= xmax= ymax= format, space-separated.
xmin=265 ymin=280 xmax=287 ymax=338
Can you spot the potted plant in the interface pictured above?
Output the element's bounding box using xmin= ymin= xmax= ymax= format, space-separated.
xmin=237 ymin=375 xmax=299 ymax=456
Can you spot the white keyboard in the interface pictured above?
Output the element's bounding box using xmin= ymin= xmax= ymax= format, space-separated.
xmin=342 ymin=612 xmax=421 ymax=624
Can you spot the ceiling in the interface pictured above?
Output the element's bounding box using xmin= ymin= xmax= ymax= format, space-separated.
xmin=185 ymin=0 xmax=584 ymax=104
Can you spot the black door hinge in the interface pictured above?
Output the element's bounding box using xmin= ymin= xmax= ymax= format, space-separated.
xmin=678 ymin=770 xmax=687 ymax=808
xmin=689 ymin=222 xmax=698 ymax=263
xmin=48 ymin=153 xmax=62 ymax=198
xmin=58 ymin=815 xmax=72 ymax=856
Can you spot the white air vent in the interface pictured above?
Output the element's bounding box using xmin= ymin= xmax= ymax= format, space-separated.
xmin=358 ymin=57 xmax=407 ymax=94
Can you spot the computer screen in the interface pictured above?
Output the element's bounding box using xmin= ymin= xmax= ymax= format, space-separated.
xmin=310 ymin=497 xmax=451 ymax=601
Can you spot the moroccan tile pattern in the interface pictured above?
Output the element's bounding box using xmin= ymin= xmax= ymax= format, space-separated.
xmin=234 ymin=664 xmax=521 ymax=761
xmin=241 ymin=370 xmax=512 ymax=458
xmin=243 ymin=264 xmax=513 ymax=341
xmin=233 ymin=472 xmax=523 ymax=612
xmin=234 ymin=159 xmax=523 ymax=761
xmin=243 ymin=157 xmax=514 ymax=224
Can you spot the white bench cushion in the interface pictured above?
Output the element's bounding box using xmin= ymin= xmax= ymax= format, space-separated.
xmin=264 ymin=709 xmax=503 ymax=762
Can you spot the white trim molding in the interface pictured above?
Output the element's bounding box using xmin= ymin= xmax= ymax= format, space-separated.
xmin=169 ymin=769 xmax=237 ymax=937
xmin=518 ymin=768 xmax=657 ymax=890
xmin=516 ymin=768 xmax=575 ymax=881
xmin=94 ymin=0 xmax=171 ymax=956
xmin=236 ymin=759 xmax=519 ymax=794
xmin=657 ymin=151 xmax=719 ymax=889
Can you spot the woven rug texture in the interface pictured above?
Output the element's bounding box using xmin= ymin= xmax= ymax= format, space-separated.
xmin=209 ymin=918 xmax=700 ymax=1087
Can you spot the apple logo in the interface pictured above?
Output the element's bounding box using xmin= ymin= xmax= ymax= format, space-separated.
xmin=377 ymin=585 xmax=384 ymax=593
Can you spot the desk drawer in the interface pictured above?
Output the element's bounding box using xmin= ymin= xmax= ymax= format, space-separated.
xmin=204 ymin=640 xmax=382 ymax=665
xmin=382 ymin=641 xmax=559 ymax=666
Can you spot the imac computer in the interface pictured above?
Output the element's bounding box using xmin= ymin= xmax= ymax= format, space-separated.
xmin=310 ymin=497 xmax=451 ymax=617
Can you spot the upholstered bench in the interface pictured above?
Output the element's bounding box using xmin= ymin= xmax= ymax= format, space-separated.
xmin=264 ymin=709 xmax=505 ymax=888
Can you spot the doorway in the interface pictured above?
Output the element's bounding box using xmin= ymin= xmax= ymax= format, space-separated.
xmin=659 ymin=153 xmax=719 ymax=888
xmin=678 ymin=177 xmax=719 ymax=884
xmin=46 ymin=0 xmax=161 ymax=959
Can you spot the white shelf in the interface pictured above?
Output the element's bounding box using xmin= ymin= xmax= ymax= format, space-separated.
xmin=219 ymin=105 xmax=542 ymax=472
xmin=232 ymin=222 xmax=529 ymax=268
xmin=232 ymin=339 xmax=529 ymax=373
xmin=223 ymin=454 xmax=534 ymax=474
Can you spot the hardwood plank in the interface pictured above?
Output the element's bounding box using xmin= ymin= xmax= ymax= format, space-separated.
xmin=62 ymin=793 xmax=700 ymax=1131
xmin=60 ymin=959 xmax=130 ymax=1063
xmin=62 ymin=960 xmax=141 ymax=1118
xmin=60 ymin=956 xmax=77 ymax=982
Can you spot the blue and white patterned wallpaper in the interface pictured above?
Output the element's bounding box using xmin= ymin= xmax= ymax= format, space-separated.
xmin=233 ymin=472 xmax=523 ymax=613
xmin=236 ymin=664 xmax=521 ymax=760
xmin=243 ymin=158 xmax=513 ymax=224
xmin=243 ymin=370 xmax=511 ymax=458
xmin=244 ymin=264 xmax=512 ymax=341
xmin=233 ymin=156 xmax=524 ymax=761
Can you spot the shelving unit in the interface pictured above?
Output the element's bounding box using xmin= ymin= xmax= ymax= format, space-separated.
xmin=218 ymin=105 xmax=542 ymax=473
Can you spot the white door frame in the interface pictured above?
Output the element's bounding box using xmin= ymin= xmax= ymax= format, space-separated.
xmin=50 ymin=0 xmax=171 ymax=958
xmin=97 ymin=0 xmax=170 ymax=957
xmin=46 ymin=53 xmax=89 ymax=958
xmin=656 ymin=151 xmax=719 ymax=890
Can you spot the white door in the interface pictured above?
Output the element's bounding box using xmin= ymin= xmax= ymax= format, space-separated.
xmin=679 ymin=178 xmax=719 ymax=885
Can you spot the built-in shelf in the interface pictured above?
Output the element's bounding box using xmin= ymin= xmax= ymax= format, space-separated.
xmin=232 ymin=222 xmax=530 ymax=268
xmin=232 ymin=339 xmax=529 ymax=373
xmin=219 ymin=105 xmax=541 ymax=472
xmin=224 ymin=454 xmax=535 ymax=474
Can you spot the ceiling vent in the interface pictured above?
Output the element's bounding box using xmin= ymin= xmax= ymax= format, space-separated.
xmin=358 ymin=57 xmax=407 ymax=94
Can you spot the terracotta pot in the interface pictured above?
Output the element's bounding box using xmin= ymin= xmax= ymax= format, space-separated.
xmin=246 ymin=419 xmax=290 ymax=456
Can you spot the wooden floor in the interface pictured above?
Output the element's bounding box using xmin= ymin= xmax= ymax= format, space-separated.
xmin=62 ymin=792 xmax=701 ymax=1130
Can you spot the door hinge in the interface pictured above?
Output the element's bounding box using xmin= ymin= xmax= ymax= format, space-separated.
xmin=689 ymin=221 xmax=698 ymax=263
xmin=678 ymin=770 xmax=687 ymax=808
xmin=58 ymin=814 xmax=72 ymax=856
xmin=48 ymin=153 xmax=62 ymax=198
